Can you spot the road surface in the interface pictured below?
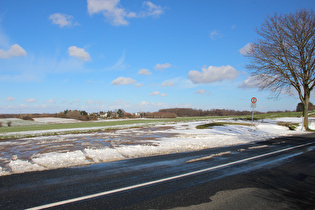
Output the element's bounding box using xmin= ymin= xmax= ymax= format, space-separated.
xmin=1 ymin=133 xmax=315 ymax=209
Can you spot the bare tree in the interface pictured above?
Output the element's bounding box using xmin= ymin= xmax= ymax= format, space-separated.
xmin=244 ymin=9 xmax=315 ymax=130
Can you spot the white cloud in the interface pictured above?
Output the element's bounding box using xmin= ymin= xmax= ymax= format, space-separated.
xmin=25 ymin=98 xmax=36 ymax=103
xmin=0 ymin=44 xmax=27 ymax=59
xmin=155 ymin=63 xmax=172 ymax=70
xmin=106 ymin=52 xmax=126 ymax=70
xmin=87 ymin=0 xmax=164 ymax=26
xmin=240 ymin=43 xmax=253 ymax=55
xmin=111 ymin=77 xmax=136 ymax=85
xmin=138 ymin=68 xmax=152 ymax=75
xmin=46 ymin=99 xmax=56 ymax=103
xmin=161 ymin=81 xmax=174 ymax=87
xmin=142 ymin=1 xmax=164 ymax=17
xmin=149 ymin=91 xmax=167 ymax=96
xmin=5 ymin=96 xmax=15 ymax=101
xmin=150 ymin=91 xmax=161 ymax=96
xmin=49 ymin=13 xmax=79 ymax=27
xmin=188 ymin=65 xmax=240 ymax=84
xmin=88 ymin=0 xmax=120 ymax=15
xmin=135 ymin=83 xmax=143 ymax=87
xmin=195 ymin=89 xmax=206 ymax=94
xmin=238 ymin=76 xmax=259 ymax=89
xmin=68 ymin=46 xmax=91 ymax=61
xmin=209 ymin=30 xmax=222 ymax=40
xmin=0 ymin=28 xmax=10 ymax=48
xmin=140 ymin=101 xmax=150 ymax=106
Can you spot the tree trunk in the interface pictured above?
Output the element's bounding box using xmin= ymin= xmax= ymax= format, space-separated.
xmin=303 ymin=91 xmax=310 ymax=131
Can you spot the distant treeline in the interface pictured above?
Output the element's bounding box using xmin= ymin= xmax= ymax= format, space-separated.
xmin=0 ymin=108 xmax=295 ymax=120
xmin=0 ymin=111 xmax=96 ymax=121
xmin=158 ymin=108 xmax=263 ymax=117
xmin=0 ymin=113 xmax=58 ymax=119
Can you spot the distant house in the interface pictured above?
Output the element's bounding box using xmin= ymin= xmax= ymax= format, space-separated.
xmin=100 ymin=113 xmax=108 ymax=118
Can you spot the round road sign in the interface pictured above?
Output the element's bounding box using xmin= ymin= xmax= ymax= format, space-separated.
xmin=251 ymin=97 xmax=257 ymax=104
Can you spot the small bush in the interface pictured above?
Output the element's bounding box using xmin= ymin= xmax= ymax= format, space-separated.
xmin=196 ymin=122 xmax=252 ymax=129
xmin=277 ymin=122 xmax=299 ymax=130
xmin=196 ymin=122 xmax=225 ymax=129
xmin=0 ymin=122 xmax=2 ymax=127
xmin=7 ymin=121 xmax=12 ymax=127
xmin=21 ymin=115 xmax=34 ymax=121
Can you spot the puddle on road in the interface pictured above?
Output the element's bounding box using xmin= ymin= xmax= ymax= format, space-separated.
xmin=0 ymin=126 xmax=177 ymax=168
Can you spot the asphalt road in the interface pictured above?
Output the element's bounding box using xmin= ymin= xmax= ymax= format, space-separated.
xmin=1 ymin=134 xmax=315 ymax=209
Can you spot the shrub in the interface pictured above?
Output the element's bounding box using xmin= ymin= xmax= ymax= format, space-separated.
xmin=196 ymin=122 xmax=252 ymax=129
xmin=21 ymin=115 xmax=34 ymax=121
xmin=277 ymin=122 xmax=299 ymax=130
xmin=7 ymin=121 xmax=12 ymax=127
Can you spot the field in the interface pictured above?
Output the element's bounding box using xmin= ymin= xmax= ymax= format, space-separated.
xmin=0 ymin=112 xmax=304 ymax=139
xmin=0 ymin=116 xmax=226 ymax=140
xmin=1 ymin=111 xmax=314 ymax=176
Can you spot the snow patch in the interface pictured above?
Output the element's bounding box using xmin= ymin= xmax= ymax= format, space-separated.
xmin=33 ymin=117 xmax=81 ymax=124
xmin=31 ymin=151 xmax=90 ymax=169
xmin=83 ymin=148 xmax=126 ymax=163
xmin=8 ymin=159 xmax=45 ymax=174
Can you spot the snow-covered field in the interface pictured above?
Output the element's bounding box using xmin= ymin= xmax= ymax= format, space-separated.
xmin=0 ymin=117 xmax=313 ymax=176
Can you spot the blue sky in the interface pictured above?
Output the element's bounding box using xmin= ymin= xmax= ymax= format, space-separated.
xmin=0 ymin=0 xmax=314 ymax=114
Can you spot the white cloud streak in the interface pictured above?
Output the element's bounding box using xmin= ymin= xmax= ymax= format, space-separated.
xmin=238 ymin=76 xmax=260 ymax=89
xmin=142 ymin=1 xmax=163 ymax=17
xmin=149 ymin=91 xmax=167 ymax=96
xmin=111 ymin=77 xmax=136 ymax=85
xmin=87 ymin=0 xmax=164 ymax=26
xmin=68 ymin=46 xmax=91 ymax=61
xmin=138 ymin=68 xmax=152 ymax=75
xmin=161 ymin=81 xmax=174 ymax=87
xmin=49 ymin=13 xmax=79 ymax=27
xmin=25 ymin=98 xmax=36 ymax=103
xmin=150 ymin=91 xmax=161 ymax=96
xmin=0 ymin=44 xmax=27 ymax=59
xmin=188 ymin=65 xmax=240 ymax=84
xmin=239 ymin=43 xmax=253 ymax=55
xmin=209 ymin=30 xmax=223 ymax=40
xmin=5 ymin=96 xmax=15 ymax=101
xmin=155 ymin=63 xmax=171 ymax=70
xmin=195 ymin=89 xmax=206 ymax=94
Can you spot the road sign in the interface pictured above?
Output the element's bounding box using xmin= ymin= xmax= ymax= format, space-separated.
xmin=250 ymin=97 xmax=257 ymax=126
xmin=251 ymin=97 xmax=257 ymax=104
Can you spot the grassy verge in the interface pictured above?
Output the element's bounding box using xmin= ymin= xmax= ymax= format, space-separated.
xmin=196 ymin=122 xmax=252 ymax=129
xmin=233 ymin=111 xmax=304 ymax=121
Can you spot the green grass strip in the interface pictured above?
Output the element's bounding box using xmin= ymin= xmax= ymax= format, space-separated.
xmin=196 ymin=122 xmax=252 ymax=129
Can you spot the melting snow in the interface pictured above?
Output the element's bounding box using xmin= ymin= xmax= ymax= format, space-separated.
xmin=0 ymin=117 xmax=314 ymax=176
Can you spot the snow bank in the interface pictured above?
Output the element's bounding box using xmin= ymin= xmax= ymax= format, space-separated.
xmin=83 ymin=148 xmax=126 ymax=163
xmin=33 ymin=117 xmax=81 ymax=124
xmin=31 ymin=151 xmax=91 ymax=169
xmin=0 ymin=117 xmax=313 ymax=176
xmin=8 ymin=160 xmax=45 ymax=174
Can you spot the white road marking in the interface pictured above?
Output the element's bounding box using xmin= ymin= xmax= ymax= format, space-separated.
xmin=27 ymin=142 xmax=313 ymax=210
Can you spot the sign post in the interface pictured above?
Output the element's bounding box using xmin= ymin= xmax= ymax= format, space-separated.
xmin=251 ymin=97 xmax=257 ymax=126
